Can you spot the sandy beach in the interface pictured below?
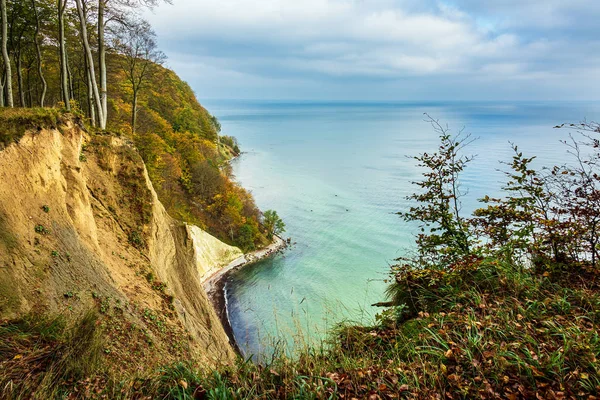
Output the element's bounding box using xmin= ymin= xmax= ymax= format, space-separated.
xmin=202 ymin=235 xmax=287 ymax=353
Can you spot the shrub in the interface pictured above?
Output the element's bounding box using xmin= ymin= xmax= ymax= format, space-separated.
xmin=35 ymin=224 xmax=50 ymax=235
xmin=399 ymin=114 xmax=475 ymax=268
xmin=263 ymin=209 xmax=285 ymax=240
xmin=0 ymin=312 xmax=104 ymax=399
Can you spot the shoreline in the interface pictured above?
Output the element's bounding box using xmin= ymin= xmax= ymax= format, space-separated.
xmin=202 ymin=235 xmax=287 ymax=354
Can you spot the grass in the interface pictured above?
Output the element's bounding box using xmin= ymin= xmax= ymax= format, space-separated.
xmin=0 ymin=312 xmax=105 ymax=399
xmin=0 ymin=108 xmax=61 ymax=149
xmin=151 ymin=258 xmax=596 ymax=399
xmin=1 ymin=257 xmax=596 ymax=398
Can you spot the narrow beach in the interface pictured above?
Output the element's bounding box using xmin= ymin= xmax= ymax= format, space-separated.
xmin=203 ymin=235 xmax=287 ymax=353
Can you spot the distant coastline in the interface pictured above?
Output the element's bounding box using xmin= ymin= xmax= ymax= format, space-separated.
xmin=203 ymin=235 xmax=288 ymax=352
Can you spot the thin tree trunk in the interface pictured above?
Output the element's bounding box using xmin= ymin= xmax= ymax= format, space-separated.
xmin=31 ymin=0 xmax=46 ymax=107
xmin=0 ymin=71 xmax=4 ymax=107
xmin=98 ymin=0 xmax=108 ymax=127
xmin=131 ymin=89 xmax=138 ymax=134
xmin=88 ymin=79 xmax=95 ymax=126
xmin=75 ymin=0 xmax=104 ymax=128
xmin=16 ymin=50 xmax=25 ymax=107
xmin=58 ymin=0 xmax=70 ymax=110
xmin=26 ymin=66 xmax=32 ymax=107
xmin=1 ymin=0 xmax=13 ymax=107
xmin=66 ymin=51 xmax=74 ymax=102
xmin=84 ymin=52 xmax=96 ymax=127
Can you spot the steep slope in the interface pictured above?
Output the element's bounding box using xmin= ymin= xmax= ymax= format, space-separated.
xmin=0 ymin=110 xmax=236 ymax=373
xmin=105 ymin=60 xmax=269 ymax=251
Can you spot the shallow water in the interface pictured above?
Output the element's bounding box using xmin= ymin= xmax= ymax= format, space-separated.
xmin=204 ymin=100 xmax=600 ymax=358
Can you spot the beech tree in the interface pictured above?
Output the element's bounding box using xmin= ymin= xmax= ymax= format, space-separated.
xmin=1 ymin=0 xmax=13 ymax=107
xmin=8 ymin=0 xmax=34 ymax=107
xmin=97 ymin=0 xmax=170 ymax=129
xmin=31 ymin=0 xmax=47 ymax=107
xmin=75 ymin=0 xmax=104 ymax=127
xmin=57 ymin=0 xmax=69 ymax=110
xmin=115 ymin=19 xmax=165 ymax=134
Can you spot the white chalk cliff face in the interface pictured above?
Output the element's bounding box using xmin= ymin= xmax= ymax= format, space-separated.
xmin=187 ymin=225 xmax=243 ymax=283
xmin=0 ymin=116 xmax=235 ymax=370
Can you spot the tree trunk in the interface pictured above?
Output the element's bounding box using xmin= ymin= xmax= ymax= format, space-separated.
xmin=15 ymin=50 xmax=25 ymax=107
xmin=75 ymin=0 xmax=104 ymax=128
xmin=1 ymin=0 xmax=13 ymax=107
xmin=131 ymin=88 xmax=138 ymax=134
xmin=58 ymin=0 xmax=70 ymax=110
xmin=98 ymin=0 xmax=108 ymax=128
xmin=66 ymin=50 xmax=74 ymax=101
xmin=26 ymin=65 xmax=32 ymax=107
xmin=31 ymin=0 xmax=46 ymax=107
xmin=84 ymin=53 xmax=96 ymax=127
xmin=0 ymin=72 xmax=4 ymax=107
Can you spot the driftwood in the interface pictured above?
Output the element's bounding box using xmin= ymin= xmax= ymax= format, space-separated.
xmin=371 ymin=301 xmax=394 ymax=307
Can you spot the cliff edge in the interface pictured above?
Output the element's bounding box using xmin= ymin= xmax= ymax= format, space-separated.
xmin=0 ymin=110 xmax=236 ymax=373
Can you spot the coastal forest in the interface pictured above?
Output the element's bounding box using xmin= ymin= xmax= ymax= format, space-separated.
xmin=0 ymin=0 xmax=600 ymax=399
xmin=0 ymin=0 xmax=271 ymax=252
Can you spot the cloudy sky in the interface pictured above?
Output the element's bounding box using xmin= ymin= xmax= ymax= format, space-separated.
xmin=145 ymin=0 xmax=600 ymax=101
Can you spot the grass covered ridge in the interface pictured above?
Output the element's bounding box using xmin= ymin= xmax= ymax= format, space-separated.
xmin=0 ymin=108 xmax=61 ymax=149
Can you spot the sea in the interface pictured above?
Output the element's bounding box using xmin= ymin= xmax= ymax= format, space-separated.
xmin=203 ymin=100 xmax=600 ymax=358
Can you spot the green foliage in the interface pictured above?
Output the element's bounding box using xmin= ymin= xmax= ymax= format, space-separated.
xmin=35 ymin=224 xmax=50 ymax=235
xmin=128 ymin=230 xmax=145 ymax=249
xmin=400 ymin=117 xmax=600 ymax=271
xmin=400 ymin=114 xmax=475 ymax=267
xmin=172 ymin=106 xmax=208 ymax=137
xmin=263 ymin=210 xmax=285 ymax=240
xmin=237 ymin=223 xmax=258 ymax=252
xmin=220 ymin=135 xmax=240 ymax=155
xmin=0 ymin=108 xmax=60 ymax=150
xmin=210 ymin=115 xmax=222 ymax=133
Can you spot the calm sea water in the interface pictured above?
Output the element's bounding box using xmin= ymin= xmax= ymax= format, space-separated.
xmin=204 ymin=100 xmax=600 ymax=358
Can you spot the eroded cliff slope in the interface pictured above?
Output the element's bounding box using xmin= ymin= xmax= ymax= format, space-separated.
xmin=0 ymin=111 xmax=236 ymax=372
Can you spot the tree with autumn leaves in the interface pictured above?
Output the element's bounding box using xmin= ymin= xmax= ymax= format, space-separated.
xmin=390 ymin=116 xmax=600 ymax=310
xmin=0 ymin=0 xmax=279 ymax=251
xmin=0 ymin=0 xmax=166 ymax=129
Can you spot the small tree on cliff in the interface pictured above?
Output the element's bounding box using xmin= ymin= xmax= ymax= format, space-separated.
xmin=263 ymin=210 xmax=285 ymax=240
xmin=400 ymin=114 xmax=476 ymax=267
xmin=115 ymin=19 xmax=165 ymax=134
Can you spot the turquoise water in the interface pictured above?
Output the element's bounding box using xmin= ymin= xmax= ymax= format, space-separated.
xmin=204 ymin=100 xmax=600 ymax=358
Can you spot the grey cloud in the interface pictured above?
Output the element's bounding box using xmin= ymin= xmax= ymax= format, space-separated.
xmin=146 ymin=0 xmax=600 ymax=100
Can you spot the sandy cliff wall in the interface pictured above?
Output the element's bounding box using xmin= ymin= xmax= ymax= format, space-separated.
xmin=187 ymin=225 xmax=243 ymax=283
xmin=0 ymin=115 xmax=235 ymax=371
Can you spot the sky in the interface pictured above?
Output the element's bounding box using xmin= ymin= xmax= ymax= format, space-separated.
xmin=145 ymin=0 xmax=600 ymax=101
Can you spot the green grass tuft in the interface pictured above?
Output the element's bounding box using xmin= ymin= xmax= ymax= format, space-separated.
xmin=0 ymin=108 xmax=62 ymax=150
